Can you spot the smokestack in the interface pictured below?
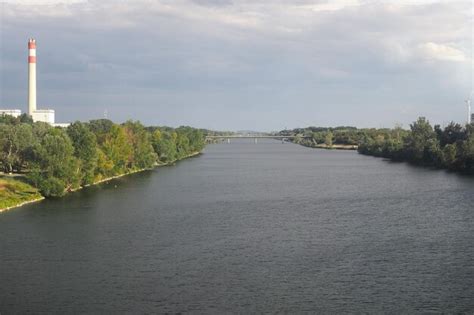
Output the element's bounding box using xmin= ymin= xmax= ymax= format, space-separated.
xmin=28 ymin=38 xmax=37 ymax=115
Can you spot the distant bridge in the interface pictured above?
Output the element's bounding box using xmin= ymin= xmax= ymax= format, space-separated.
xmin=205 ymin=135 xmax=311 ymax=143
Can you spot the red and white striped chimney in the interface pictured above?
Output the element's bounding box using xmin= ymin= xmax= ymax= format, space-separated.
xmin=28 ymin=38 xmax=37 ymax=115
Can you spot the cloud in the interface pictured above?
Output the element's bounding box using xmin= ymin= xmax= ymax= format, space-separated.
xmin=0 ymin=0 xmax=472 ymax=129
xmin=2 ymin=0 xmax=85 ymax=4
xmin=419 ymin=42 xmax=467 ymax=62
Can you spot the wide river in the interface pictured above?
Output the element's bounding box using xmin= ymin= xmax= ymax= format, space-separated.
xmin=1 ymin=139 xmax=474 ymax=313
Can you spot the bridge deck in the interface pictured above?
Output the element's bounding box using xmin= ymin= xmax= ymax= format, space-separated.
xmin=206 ymin=135 xmax=310 ymax=139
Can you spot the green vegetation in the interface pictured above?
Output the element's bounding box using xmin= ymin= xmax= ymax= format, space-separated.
xmin=0 ymin=114 xmax=205 ymax=200
xmin=358 ymin=118 xmax=474 ymax=174
xmin=280 ymin=118 xmax=474 ymax=174
xmin=0 ymin=177 xmax=42 ymax=210
xmin=278 ymin=126 xmax=364 ymax=149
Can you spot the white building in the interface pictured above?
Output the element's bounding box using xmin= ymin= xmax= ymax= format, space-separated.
xmin=0 ymin=109 xmax=22 ymax=118
xmin=31 ymin=109 xmax=55 ymax=124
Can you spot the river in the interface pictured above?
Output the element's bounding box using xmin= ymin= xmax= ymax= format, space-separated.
xmin=1 ymin=139 xmax=474 ymax=313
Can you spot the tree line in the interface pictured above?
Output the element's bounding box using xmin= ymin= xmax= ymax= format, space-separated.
xmin=279 ymin=118 xmax=474 ymax=174
xmin=279 ymin=126 xmax=365 ymax=147
xmin=358 ymin=117 xmax=474 ymax=174
xmin=0 ymin=114 xmax=205 ymax=197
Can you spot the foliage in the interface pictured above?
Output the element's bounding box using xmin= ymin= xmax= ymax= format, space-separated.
xmin=67 ymin=122 xmax=98 ymax=185
xmin=358 ymin=117 xmax=474 ymax=174
xmin=0 ymin=123 xmax=35 ymax=173
xmin=280 ymin=118 xmax=474 ymax=174
xmin=0 ymin=118 xmax=205 ymax=198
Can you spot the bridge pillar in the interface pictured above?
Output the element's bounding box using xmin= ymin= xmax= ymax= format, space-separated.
xmin=254 ymin=138 xmax=258 ymax=144
xmin=227 ymin=138 xmax=230 ymax=144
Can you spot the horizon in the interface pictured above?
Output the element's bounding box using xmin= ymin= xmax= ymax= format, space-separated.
xmin=1 ymin=0 xmax=473 ymax=130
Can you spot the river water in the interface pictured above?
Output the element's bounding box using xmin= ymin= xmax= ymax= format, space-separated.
xmin=1 ymin=139 xmax=474 ymax=313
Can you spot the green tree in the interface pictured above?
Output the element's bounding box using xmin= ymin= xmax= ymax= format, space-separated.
xmin=100 ymin=125 xmax=132 ymax=175
xmin=28 ymin=128 xmax=79 ymax=196
xmin=325 ymin=132 xmax=333 ymax=147
xmin=67 ymin=122 xmax=99 ymax=185
xmin=0 ymin=123 xmax=34 ymax=173
xmin=155 ymin=131 xmax=177 ymax=162
xmin=404 ymin=117 xmax=436 ymax=163
xmin=123 ymin=120 xmax=157 ymax=169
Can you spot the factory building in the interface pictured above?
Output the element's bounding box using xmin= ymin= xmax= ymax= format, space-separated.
xmin=0 ymin=109 xmax=22 ymax=118
xmin=0 ymin=38 xmax=68 ymax=126
xmin=31 ymin=109 xmax=55 ymax=124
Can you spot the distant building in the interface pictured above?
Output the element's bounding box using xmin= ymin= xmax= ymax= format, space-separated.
xmin=0 ymin=39 xmax=67 ymax=125
xmin=0 ymin=109 xmax=22 ymax=118
xmin=53 ymin=123 xmax=70 ymax=128
xmin=31 ymin=109 xmax=55 ymax=124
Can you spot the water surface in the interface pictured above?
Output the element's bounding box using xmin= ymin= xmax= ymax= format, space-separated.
xmin=1 ymin=140 xmax=474 ymax=313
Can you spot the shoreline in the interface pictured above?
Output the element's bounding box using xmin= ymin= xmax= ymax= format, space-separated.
xmin=0 ymin=196 xmax=45 ymax=213
xmin=83 ymin=151 xmax=201 ymax=187
xmin=312 ymin=144 xmax=358 ymax=150
xmin=295 ymin=142 xmax=358 ymax=150
xmin=0 ymin=151 xmax=202 ymax=213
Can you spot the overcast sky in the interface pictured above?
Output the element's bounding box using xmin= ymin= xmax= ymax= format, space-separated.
xmin=0 ymin=0 xmax=472 ymax=130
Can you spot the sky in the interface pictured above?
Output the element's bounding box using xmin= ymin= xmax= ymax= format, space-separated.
xmin=0 ymin=0 xmax=472 ymax=131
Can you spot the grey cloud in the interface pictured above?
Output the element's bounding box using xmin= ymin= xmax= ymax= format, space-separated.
xmin=192 ymin=0 xmax=233 ymax=6
xmin=0 ymin=0 xmax=471 ymax=130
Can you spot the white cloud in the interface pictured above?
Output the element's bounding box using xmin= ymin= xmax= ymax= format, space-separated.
xmin=2 ymin=0 xmax=85 ymax=4
xmin=419 ymin=42 xmax=467 ymax=62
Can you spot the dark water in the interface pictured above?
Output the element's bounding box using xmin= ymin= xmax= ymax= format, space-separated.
xmin=1 ymin=139 xmax=474 ymax=313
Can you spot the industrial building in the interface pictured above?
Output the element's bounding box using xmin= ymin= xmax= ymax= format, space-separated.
xmin=0 ymin=38 xmax=68 ymax=127
xmin=0 ymin=109 xmax=22 ymax=118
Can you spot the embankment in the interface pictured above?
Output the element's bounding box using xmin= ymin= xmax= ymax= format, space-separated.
xmin=0 ymin=178 xmax=44 ymax=213
xmin=0 ymin=151 xmax=201 ymax=213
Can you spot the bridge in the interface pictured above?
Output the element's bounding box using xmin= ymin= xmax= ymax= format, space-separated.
xmin=205 ymin=135 xmax=311 ymax=144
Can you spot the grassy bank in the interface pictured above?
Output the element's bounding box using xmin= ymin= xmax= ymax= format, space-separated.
xmin=0 ymin=177 xmax=44 ymax=212
xmin=0 ymin=151 xmax=201 ymax=213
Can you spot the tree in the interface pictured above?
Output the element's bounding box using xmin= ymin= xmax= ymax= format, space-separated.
xmin=19 ymin=114 xmax=33 ymax=124
xmin=67 ymin=122 xmax=99 ymax=185
xmin=100 ymin=125 xmax=132 ymax=175
xmin=0 ymin=123 xmax=34 ymax=173
xmin=325 ymin=132 xmax=333 ymax=147
xmin=436 ymin=122 xmax=466 ymax=146
xmin=442 ymin=144 xmax=457 ymax=169
xmin=404 ymin=117 xmax=436 ymax=163
xmin=154 ymin=131 xmax=177 ymax=162
xmin=458 ymin=132 xmax=474 ymax=173
xmin=123 ymin=120 xmax=157 ymax=169
xmin=28 ymin=128 xmax=79 ymax=196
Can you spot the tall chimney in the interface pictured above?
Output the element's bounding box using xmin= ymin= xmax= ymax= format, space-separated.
xmin=28 ymin=38 xmax=37 ymax=115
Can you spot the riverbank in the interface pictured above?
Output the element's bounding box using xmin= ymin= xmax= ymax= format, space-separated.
xmin=312 ymin=144 xmax=358 ymax=150
xmin=294 ymin=141 xmax=358 ymax=150
xmin=87 ymin=151 xmax=201 ymax=186
xmin=0 ymin=151 xmax=201 ymax=213
xmin=0 ymin=178 xmax=44 ymax=213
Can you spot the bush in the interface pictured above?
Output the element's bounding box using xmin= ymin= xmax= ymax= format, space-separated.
xmin=38 ymin=177 xmax=66 ymax=197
